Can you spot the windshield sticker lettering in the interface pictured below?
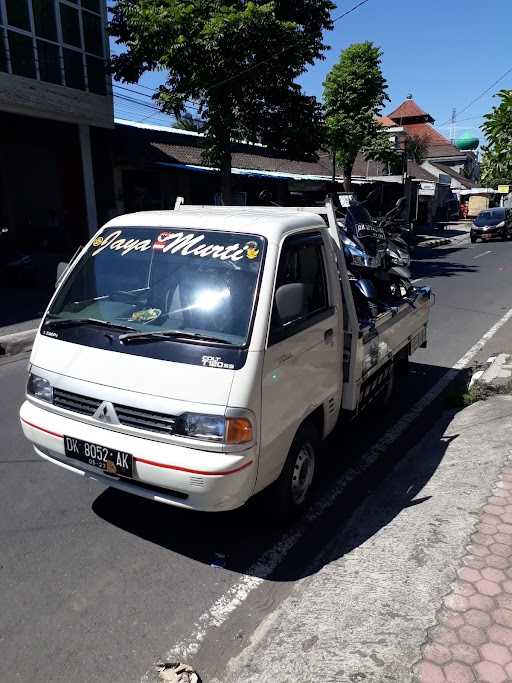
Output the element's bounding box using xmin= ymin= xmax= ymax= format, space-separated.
xmin=92 ymin=230 xmax=153 ymax=256
xmin=153 ymin=232 xmax=260 ymax=262
xmin=201 ymin=355 xmax=235 ymax=370
xmin=92 ymin=229 xmax=261 ymax=262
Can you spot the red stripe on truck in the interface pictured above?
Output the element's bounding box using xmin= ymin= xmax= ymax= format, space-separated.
xmin=20 ymin=418 xmax=252 ymax=477
xmin=21 ymin=418 xmax=63 ymax=439
xmin=134 ymin=457 xmax=253 ymax=476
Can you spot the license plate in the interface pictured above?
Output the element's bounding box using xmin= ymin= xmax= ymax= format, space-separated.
xmin=64 ymin=436 xmax=133 ymax=477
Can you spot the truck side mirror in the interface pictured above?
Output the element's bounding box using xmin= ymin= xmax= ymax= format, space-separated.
xmin=275 ymin=283 xmax=305 ymax=325
xmin=55 ymin=261 xmax=69 ymax=288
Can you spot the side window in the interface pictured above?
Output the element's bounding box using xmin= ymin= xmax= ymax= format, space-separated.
xmin=270 ymin=233 xmax=329 ymax=342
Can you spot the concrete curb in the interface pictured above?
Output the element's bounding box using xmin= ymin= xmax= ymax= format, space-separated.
xmin=416 ymin=237 xmax=452 ymax=248
xmin=0 ymin=328 xmax=37 ymax=357
xmin=416 ymin=233 xmax=470 ymax=249
xmin=469 ymin=352 xmax=512 ymax=392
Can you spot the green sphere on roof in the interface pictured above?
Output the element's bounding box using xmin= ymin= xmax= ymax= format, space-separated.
xmin=454 ymin=132 xmax=479 ymax=150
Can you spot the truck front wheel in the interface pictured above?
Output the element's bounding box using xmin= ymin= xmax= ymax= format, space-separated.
xmin=273 ymin=423 xmax=319 ymax=522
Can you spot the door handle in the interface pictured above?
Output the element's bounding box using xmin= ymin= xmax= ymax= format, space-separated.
xmin=324 ymin=328 xmax=334 ymax=344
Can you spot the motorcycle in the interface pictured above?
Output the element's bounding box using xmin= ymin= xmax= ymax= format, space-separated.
xmin=337 ymin=197 xmax=414 ymax=310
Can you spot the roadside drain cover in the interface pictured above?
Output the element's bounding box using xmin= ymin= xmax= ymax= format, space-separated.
xmin=156 ymin=662 xmax=200 ymax=683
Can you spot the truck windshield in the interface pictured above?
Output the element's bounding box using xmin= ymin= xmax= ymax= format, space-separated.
xmin=47 ymin=227 xmax=266 ymax=347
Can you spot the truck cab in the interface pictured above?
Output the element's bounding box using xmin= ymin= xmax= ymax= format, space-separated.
xmin=20 ymin=203 xmax=430 ymax=518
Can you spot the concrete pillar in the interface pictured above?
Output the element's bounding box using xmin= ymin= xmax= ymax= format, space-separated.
xmin=79 ymin=124 xmax=98 ymax=236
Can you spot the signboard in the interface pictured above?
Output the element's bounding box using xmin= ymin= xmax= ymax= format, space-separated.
xmin=498 ymin=185 xmax=510 ymax=194
xmin=419 ymin=182 xmax=435 ymax=197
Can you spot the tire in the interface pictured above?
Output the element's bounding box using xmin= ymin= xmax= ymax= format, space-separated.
xmin=470 ymin=236 xmax=476 ymax=243
xmin=273 ymin=423 xmax=319 ymax=522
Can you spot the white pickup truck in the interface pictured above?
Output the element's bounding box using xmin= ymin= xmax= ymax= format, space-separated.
xmin=20 ymin=201 xmax=430 ymax=517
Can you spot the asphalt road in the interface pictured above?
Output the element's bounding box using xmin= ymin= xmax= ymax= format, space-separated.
xmin=2 ymin=234 xmax=512 ymax=683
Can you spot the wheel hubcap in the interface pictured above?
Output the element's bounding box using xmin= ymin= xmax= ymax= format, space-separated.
xmin=291 ymin=443 xmax=315 ymax=505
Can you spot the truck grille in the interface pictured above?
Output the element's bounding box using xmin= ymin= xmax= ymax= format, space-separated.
xmin=53 ymin=388 xmax=101 ymax=415
xmin=114 ymin=404 xmax=177 ymax=435
xmin=52 ymin=388 xmax=177 ymax=436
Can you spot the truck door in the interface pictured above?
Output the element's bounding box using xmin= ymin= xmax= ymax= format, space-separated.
xmin=260 ymin=232 xmax=340 ymax=487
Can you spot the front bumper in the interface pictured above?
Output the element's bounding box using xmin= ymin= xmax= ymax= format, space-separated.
xmin=471 ymin=227 xmax=502 ymax=238
xmin=20 ymin=400 xmax=257 ymax=512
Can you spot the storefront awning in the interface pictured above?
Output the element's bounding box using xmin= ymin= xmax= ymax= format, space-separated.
xmin=153 ymin=160 xmax=335 ymax=182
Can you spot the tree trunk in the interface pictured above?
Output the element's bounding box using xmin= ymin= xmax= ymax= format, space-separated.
xmin=343 ymin=164 xmax=352 ymax=193
xmin=220 ymin=154 xmax=232 ymax=205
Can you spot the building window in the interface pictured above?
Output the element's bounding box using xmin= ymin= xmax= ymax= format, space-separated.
xmin=37 ymin=40 xmax=62 ymax=84
xmin=8 ymin=31 xmax=36 ymax=78
xmin=82 ymin=11 xmax=103 ymax=56
xmin=32 ymin=0 xmax=57 ymax=41
xmin=86 ymin=54 xmax=105 ymax=94
xmin=82 ymin=0 xmax=100 ymax=12
xmin=63 ymin=47 xmax=84 ymax=89
xmin=60 ymin=3 xmax=81 ymax=48
xmin=6 ymin=0 xmax=31 ymax=31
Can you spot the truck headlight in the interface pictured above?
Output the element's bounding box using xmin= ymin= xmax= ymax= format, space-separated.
xmin=175 ymin=413 xmax=253 ymax=445
xmin=497 ymin=221 xmax=505 ymax=228
xmin=27 ymin=373 xmax=53 ymax=403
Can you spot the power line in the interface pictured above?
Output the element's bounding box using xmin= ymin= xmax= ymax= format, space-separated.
xmin=438 ymin=66 xmax=512 ymax=127
xmin=205 ymin=0 xmax=371 ymax=92
xmin=113 ymin=82 xmax=201 ymax=111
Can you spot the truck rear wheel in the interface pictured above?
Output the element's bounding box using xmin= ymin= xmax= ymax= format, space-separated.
xmin=273 ymin=423 xmax=319 ymax=522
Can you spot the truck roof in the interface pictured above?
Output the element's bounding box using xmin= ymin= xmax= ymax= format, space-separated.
xmin=102 ymin=206 xmax=327 ymax=243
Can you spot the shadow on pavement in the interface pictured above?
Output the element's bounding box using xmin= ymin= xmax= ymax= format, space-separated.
xmin=92 ymin=362 xmax=467 ymax=582
xmin=412 ymin=245 xmax=479 ymax=280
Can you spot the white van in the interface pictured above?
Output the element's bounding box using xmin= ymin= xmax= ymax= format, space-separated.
xmin=20 ymin=202 xmax=430 ymax=517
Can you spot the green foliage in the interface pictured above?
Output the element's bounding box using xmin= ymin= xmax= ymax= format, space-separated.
xmin=109 ymin=0 xmax=335 ymax=202
xmin=323 ymin=42 xmax=390 ymax=190
xmin=406 ymin=134 xmax=428 ymax=165
xmin=481 ymin=89 xmax=512 ymax=187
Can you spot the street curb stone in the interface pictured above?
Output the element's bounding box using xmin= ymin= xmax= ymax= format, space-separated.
xmin=416 ymin=238 xmax=452 ymax=248
xmin=0 ymin=328 xmax=37 ymax=357
xmin=469 ymin=354 xmax=512 ymax=392
xmin=416 ymin=234 xmax=469 ymax=249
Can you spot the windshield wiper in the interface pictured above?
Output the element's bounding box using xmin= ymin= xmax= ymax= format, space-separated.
xmin=44 ymin=317 xmax=136 ymax=333
xmin=119 ymin=330 xmax=234 ymax=346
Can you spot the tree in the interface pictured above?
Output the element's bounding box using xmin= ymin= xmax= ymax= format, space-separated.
xmin=323 ymin=42 xmax=391 ymax=192
xmin=405 ymin=134 xmax=428 ymax=165
xmin=110 ymin=0 xmax=334 ymax=204
xmin=481 ymin=89 xmax=512 ymax=187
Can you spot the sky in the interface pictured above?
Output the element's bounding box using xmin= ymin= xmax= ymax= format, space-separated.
xmin=110 ymin=0 xmax=512 ymax=144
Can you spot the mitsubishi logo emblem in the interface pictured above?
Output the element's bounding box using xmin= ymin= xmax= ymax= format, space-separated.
xmin=93 ymin=401 xmax=119 ymax=425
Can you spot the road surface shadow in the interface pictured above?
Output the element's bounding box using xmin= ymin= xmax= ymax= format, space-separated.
xmin=412 ymin=245 xmax=479 ymax=280
xmin=92 ymin=361 xmax=469 ymax=582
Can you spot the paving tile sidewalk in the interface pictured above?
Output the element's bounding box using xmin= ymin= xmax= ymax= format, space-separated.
xmin=416 ymin=460 xmax=512 ymax=683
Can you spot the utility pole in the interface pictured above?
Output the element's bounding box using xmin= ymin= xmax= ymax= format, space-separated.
xmin=450 ymin=108 xmax=456 ymax=143
xmin=402 ymin=137 xmax=408 ymax=184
